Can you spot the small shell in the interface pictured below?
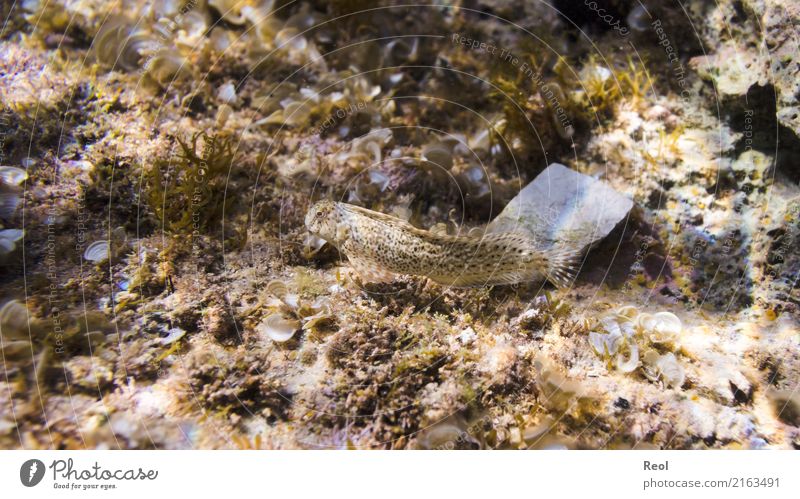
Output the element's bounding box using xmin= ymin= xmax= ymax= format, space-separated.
xmin=0 ymin=192 xmax=21 ymax=219
xmin=615 ymin=305 xmax=638 ymax=320
xmin=421 ymin=142 xmax=453 ymax=170
xmin=639 ymin=311 xmax=682 ymax=346
xmin=368 ymin=170 xmax=390 ymax=192
xmin=84 ymin=240 xmax=110 ymax=263
xmin=416 ymin=419 xmax=476 ymax=450
xmin=0 ymin=340 xmax=33 ymax=359
xmin=0 ymin=229 xmax=24 ymax=254
xmin=159 ymin=328 xmax=186 ymax=345
xmin=627 ymin=4 xmax=650 ymax=32
xmin=303 ymin=234 xmax=327 ymax=259
xmin=0 ymin=300 xmax=29 ymax=339
xmin=302 ymin=313 xmax=335 ymax=335
xmin=178 ymin=10 xmax=208 ymax=39
xmin=217 ymin=82 xmax=238 ymax=105
xmin=469 ymin=128 xmax=491 ymax=152
xmin=642 ymin=350 xmax=685 ymax=388
xmin=257 ymin=313 xmax=300 ymax=343
xmin=145 ymin=51 xmax=189 ymax=86
xmin=463 ymin=166 xmax=490 ymax=197
xmin=657 ymin=353 xmax=685 ymax=388
xmin=208 ymin=0 xmax=250 ymax=24
xmin=275 ymin=27 xmax=308 ymax=52
xmin=383 ymin=38 xmax=418 ymax=65
xmin=581 ymin=65 xmax=613 ymax=83
xmin=588 ymin=332 xmax=608 ymax=356
xmin=615 ymin=343 xmax=639 ymax=373
xmin=266 ymin=279 xmax=288 ymax=297
xmin=0 ymin=166 xmax=28 ymax=186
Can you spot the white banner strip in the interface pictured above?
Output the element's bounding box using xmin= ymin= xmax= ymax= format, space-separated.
xmin=1 ymin=450 xmax=797 ymax=498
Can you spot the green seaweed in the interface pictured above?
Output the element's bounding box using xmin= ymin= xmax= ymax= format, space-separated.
xmin=146 ymin=131 xmax=237 ymax=235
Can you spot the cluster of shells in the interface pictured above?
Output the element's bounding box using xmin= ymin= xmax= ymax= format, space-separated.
xmin=255 ymin=279 xmax=334 ymax=343
xmin=0 ymin=166 xmax=27 ymax=256
xmin=588 ymin=306 xmax=685 ymax=389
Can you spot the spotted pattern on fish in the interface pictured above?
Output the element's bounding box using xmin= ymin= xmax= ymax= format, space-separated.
xmin=305 ymin=200 xmax=577 ymax=288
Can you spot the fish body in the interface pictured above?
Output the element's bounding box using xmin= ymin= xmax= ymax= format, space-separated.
xmin=305 ymin=200 xmax=576 ymax=287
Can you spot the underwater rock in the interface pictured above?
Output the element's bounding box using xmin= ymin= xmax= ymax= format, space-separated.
xmin=690 ymin=0 xmax=800 ymax=141
xmin=487 ymin=163 xmax=634 ymax=253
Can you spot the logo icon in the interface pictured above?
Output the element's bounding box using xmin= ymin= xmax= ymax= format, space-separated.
xmin=20 ymin=459 xmax=45 ymax=487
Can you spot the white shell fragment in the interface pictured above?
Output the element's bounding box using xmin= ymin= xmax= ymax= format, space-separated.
xmin=487 ymin=163 xmax=634 ymax=253
xmin=217 ymin=82 xmax=238 ymax=105
xmin=258 ymin=313 xmax=300 ymax=343
xmin=580 ymin=65 xmax=613 ymax=83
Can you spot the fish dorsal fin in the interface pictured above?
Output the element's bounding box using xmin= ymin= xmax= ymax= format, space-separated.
xmin=340 ymin=203 xmax=455 ymax=241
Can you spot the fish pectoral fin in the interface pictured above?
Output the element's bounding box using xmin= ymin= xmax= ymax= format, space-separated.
xmin=348 ymin=256 xmax=397 ymax=283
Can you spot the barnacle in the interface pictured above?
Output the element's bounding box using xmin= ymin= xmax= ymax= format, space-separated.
xmin=589 ymin=306 xmax=685 ymax=377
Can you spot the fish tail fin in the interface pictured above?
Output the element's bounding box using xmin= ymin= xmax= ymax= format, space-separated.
xmin=543 ymin=243 xmax=581 ymax=288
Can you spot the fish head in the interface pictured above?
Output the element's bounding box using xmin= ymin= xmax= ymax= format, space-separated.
xmin=305 ymin=200 xmax=342 ymax=243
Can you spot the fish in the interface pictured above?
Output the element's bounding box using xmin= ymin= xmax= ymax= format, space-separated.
xmin=305 ymin=200 xmax=578 ymax=288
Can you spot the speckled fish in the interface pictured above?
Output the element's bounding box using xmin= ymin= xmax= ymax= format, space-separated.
xmin=305 ymin=200 xmax=577 ymax=288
